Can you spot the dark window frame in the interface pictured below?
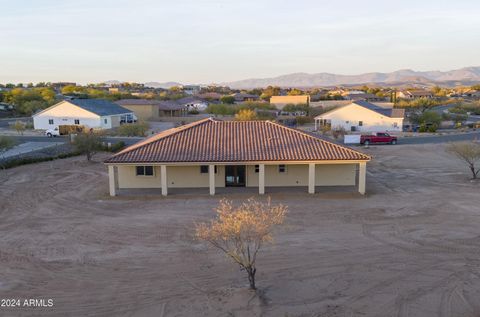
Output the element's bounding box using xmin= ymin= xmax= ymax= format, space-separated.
xmin=278 ymin=165 xmax=287 ymax=173
xmin=136 ymin=166 xmax=154 ymax=176
xmin=200 ymin=165 xmax=217 ymax=174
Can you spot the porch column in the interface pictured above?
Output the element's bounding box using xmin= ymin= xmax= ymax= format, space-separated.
xmin=314 ymin=119 xmax=318 ymax=131
xmin=108 ymin=165 xmax=117 ymax=196
xmin=161 ymin=165 xmax=168 ymax=196
xmin=308 ymin=163 xmax=315 ymax=194
xmin=259 ymin=164 xmax=265 ymax=195
xmin=358 ymin=162 xmax=366 ymax=195
xmin=209 ymin=164 xmax=215 ymax=195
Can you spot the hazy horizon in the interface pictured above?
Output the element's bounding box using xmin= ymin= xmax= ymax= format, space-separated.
xmin=1 ymin=0 xmax=479 ymax=84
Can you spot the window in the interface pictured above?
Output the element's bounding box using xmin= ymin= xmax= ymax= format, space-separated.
xmin=136 ymin=166 xmax=154 ymax=176
xmin=393 ymin=122 xmax=398 ymax=128
xmin=48 ymin=119 xmax=54 ymax=125
xmin=278 ymin=165 xmax=287 ymax=173
xmin=104 ymin=118 xmax=108 ymax=124
xmin=345 ymin=121 xmax=349 ymax=124
xmin=254 ymin=165 xmax=259 ymax=173
xmin=200 ymin=165 xmax=217 ymax=173
xmin=74 ymin=119 xmax=80 ymax=125
xmin=359 ymin=121 xmax=363 ymax=126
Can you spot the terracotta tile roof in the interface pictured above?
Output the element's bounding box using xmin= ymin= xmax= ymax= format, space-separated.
xmin=105 ymin=118 xmax=370 ymax=164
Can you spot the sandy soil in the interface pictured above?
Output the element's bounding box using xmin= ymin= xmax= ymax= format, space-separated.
xmin=1 ymin=144 xmax=480 ymax=316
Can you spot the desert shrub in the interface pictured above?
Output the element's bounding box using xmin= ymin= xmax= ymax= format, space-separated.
xmin=295 ymin=116 xmax=313 ymax=126
xmin=117 ymin=121 xmax=149 ymax=137
xmin=235 ymin=109 xmax=257 ymax=121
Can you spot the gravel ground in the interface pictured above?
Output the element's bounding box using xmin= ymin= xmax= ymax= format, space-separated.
xmin=0 ymin=144 xmax=480 ymax=316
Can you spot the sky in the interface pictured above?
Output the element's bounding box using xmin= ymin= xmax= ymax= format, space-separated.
xmin=0 ymin=0 xmax=479 ymax=84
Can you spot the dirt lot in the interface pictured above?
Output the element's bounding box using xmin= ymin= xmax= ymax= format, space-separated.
xmin=1 ymin=144 xmax=480 ymax=316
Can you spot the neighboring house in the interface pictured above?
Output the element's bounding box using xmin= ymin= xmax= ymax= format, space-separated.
xmin=269 ymin=95 xmax=310 ymax=109
xmin=176 ymin=96 xmax=208 ymax=111
xmin=115 ymin=99 xmax=187 ymax=120
xmin=182 ymin=85 xmax=201 ymax=95
xmin=104 ymin=118 xmax=370 ymax=196
xmin=462 ymin=90 xmax=480 ymax=98
xmin=231 ymin=93 xmax=259 ymax=103
xmin=156 ymin=101 xmax=188 ymax=117
xmin=342 ymin=91 xmax=384 ymax=102
xmin=33 ymin=99 xmax=134 ymax=130
xmin=314 ymin=100 xmax=404 ymax=132
xmin=396 ymin=90 xmax=433 ymax=99
xmin=196 ymin=92 xmax=223 ymax=101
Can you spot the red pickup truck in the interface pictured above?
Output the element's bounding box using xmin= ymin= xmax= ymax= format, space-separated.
xmin=360 ymin=132 xmax=397 ymax=145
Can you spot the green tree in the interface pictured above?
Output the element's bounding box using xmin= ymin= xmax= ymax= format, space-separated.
xmin=73 ymin=132 xmax=103 ymax=161
xmin=220 ymin=95 xmax=235 ymax=104
xmin=287 ymin=88 xmax=303 ymax=96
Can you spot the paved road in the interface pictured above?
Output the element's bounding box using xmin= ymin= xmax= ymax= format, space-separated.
xmin=399 ymin=131 xmax=480 ymax=144
xmin=7 ymin=135 xmax=144 ymax=145
xmin=6 ymin=131 xmax=480 ymax=147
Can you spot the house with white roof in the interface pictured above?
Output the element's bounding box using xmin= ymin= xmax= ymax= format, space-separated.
xmin=33 ymin=99 xmax=135 ymax=130
xmin=314 ymin=100 xmax=404 ymax=132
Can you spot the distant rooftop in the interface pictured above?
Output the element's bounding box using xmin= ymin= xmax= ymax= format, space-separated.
xmin=68 ymin=99 xmax=132 ymax=116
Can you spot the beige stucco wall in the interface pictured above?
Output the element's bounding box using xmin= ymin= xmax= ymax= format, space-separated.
xmin=115 ymin=163 xmax=357 ymax=189
xmin=167 ymin=165 xmax=225 ymax=188
xmin=116 ymin=165 xmax=226 ymax=189
xmin=117 ymin=165 xmax=162 ymax=188
xmin=246 ymin=164 xmax=309 ymax=187
xmin=270 ymin=95 xmax=310 ymax=109
xmin=247 ymin=164 xmax=356 ymax=187
xmin=315 ymin=164 xmax=356 ymax=186
xmin=120 ymin=105 xmax=157 ymax=120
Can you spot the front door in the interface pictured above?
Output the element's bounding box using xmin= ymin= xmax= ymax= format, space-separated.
xmin=225 ymin=165 xmax=246 ymax=187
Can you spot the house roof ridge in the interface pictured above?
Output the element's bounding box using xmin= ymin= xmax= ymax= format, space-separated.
xmin=110 ymin=117 xmax=215 ymax=157
xmin=265 ymin=120 xmax=371 ymax=160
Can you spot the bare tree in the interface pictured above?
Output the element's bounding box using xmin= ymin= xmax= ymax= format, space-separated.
xmin=446 ymin=141 xmax=480 ymax=179
xmin=196 ymin=198 xmax=287 ymax=290
xmin=72 ymin=132 xmax=102 ymax=161
xmin=13 ymin=121 xmax=26 ymax=135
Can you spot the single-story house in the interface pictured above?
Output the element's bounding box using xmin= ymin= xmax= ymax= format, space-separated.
xmin=231 ymin=93 xmax=259 ymax=103
xmin=175 ymin=96 xmax=209 ymax=111
xmin=342 ymin=91 xmax=384 ymax=102
xmin=270 ymin=95 xmax=310 ymax=109
xmin=396 ymin=90 xmax=433 ymax=99
xmin=33 ymin=99 xmax=135 ymax=130
xmin=104 ymin=118 xmax=371 ymax=196
xmin=314 ymin=100 xmax=404 ymax=132
xmin=115 ymin=99 xmax=188 ymax=120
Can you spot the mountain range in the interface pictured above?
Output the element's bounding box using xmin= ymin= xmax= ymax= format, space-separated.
xmin=220 ymin=67 xmax=480 ymax=88
xmin=105 ymin=66 xmax=480 ymax=89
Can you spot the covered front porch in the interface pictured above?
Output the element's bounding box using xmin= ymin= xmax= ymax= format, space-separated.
xmin=107 ymin=162 xmax=367 ymax=197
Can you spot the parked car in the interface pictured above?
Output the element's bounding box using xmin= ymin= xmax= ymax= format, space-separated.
xmin=45 ymin=127 xmax=60 ymax=137
xmin=360 ymin=132 xmax=397 ymax=145
xmin=45 ymin=125 xmax=85 ymax=137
